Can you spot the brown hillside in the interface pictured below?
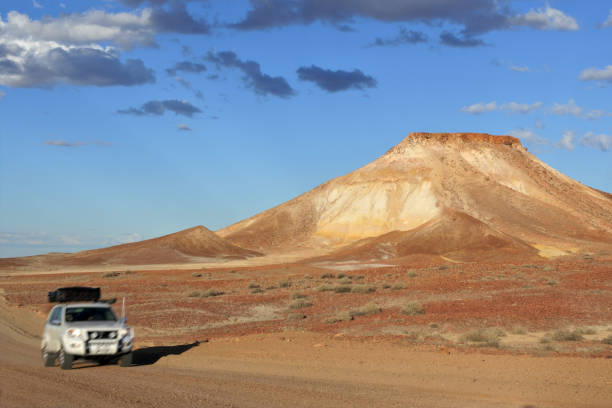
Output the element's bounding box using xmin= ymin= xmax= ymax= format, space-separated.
xmin=219 ymin=132 xmax=612 ymax=260
xmin=0 ymin=226 xmax=261 ymax=268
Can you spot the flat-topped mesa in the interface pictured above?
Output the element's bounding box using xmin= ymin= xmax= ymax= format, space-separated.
xmin=386 ymin=132 xmax=523 ymax=154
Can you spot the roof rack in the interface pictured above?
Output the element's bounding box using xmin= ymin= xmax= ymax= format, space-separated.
xmin=48 ymin=287 xmax=101 ymax=303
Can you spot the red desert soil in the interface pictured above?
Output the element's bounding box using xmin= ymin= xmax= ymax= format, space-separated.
xmin=1 ymin=259 xmax=611 ymax=408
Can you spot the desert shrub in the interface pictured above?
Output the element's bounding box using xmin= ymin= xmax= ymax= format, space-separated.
xmin=336 ymin=273 xmax=347 ymax=279
xmin=320 ymin=273 xmax=335 ymax=279
xmin=459 ymin=328 xmax=505 ymax=348
xmin=350 ymin=302 xmax=382 ymax=317
xmin=401 ymin=301 xmax=425 ymax=316
xmin=337 ymin=277 xmax=352 ymax=285
xmin=354 ymin=275 xmax=365 ymax=280
xmin=324 ymin=311 xmax=353 ymax=324
xmin=288 ymin=313 xmax=307 ymax=321
xmin=552 ymin=330 xmax=584 ymax=342
xmin=381 ymin=282 xmax=391 ymax=289
xmin=351 ymin=284 xmax=376 ymax=294
xmin=438 ymin=265 xmax=450 ymax=270
xmin=291 ymin=292 xmax=307 ymax=299
xmin=192 ymin=272 xmax=202 ymax=277
xmin=201 ymin=288 xmax=224 ymax=298
xmin=278 ymin=280 xmax=292 ymax=288
xmin=304 ymin=275 xmax=313 ymax=280
xmin=251 ymin=288 xmax=264 ymax=294
xmin=288 ymin=299 xmax=312 ymax=310
xmin=124 ymin=270 xmax=133 ymax=275
xmin=333 ymin=285 xmax=352 ymax=293
xmin=601 ymin=335 xmax=612 ymax=345
xmin=248 ymin=282 xmax=261 ymax=289
xmin=392 ymin=282 xmax=406 ymax=290
xmin=317 ymin=284 xmax=335 ymax=292
xmin=546 ymin=278 xmax=559 ymax=286
xmin=188 ymin=291 xmax=201 ymax=297
xmin=103 ymin=272 xmax=121 ymax=278
xmin=575 ymin=327 xmax=596 ymax=335
xmin=511 ymin=326 xmax=527 ymax=335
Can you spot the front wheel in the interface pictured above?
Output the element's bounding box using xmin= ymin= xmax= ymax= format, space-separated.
xmin=119 ymin=352 xmax=132 ymax=367
xmin=41 ymin=345 xmax=56 ymax=367
xmin=59 ymin=348 xmax=73 ymax=370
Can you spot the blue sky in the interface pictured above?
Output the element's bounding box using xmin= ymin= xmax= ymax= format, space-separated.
xmin=1 ymin=0 xmax=610 ymax=257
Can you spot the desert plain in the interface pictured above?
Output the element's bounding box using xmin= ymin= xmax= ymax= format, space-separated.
xmin=1 ymin=133 xmax=611 ymax=407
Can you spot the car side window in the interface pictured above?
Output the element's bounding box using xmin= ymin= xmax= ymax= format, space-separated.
xmin=49 ymin=306 xmax=62 ymax=325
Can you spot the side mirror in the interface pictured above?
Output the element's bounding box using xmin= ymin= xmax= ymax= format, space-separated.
xmin=50 ymin=319 xmax=61 ymax=326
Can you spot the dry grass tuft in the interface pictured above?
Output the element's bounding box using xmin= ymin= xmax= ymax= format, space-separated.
xmin=288 ymin=298 xmax=312 ymax=310
xmin=350 ymin=302 xmax=382 ymax=317
xmin=392 ymin=282 xmax=407 ymax=290
xmin=324 ymin=311 xmax=354 ymax=324
xmin=351 ymin=284 xmax=377 ymax=294
xmin=551 ymin=329 xmax=584 ymax=342
xmin=401 ymin=301 xmax=425 ymax=316
xmin=459 ymin=328 xmax=506 ymax=348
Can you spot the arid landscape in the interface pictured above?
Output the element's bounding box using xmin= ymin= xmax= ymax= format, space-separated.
xmin=1 ymin=133 xmax=611 ymax=407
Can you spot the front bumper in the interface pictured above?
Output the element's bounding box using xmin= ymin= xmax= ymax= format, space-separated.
xmin=62 ymin=335 xmax=133 ymax=357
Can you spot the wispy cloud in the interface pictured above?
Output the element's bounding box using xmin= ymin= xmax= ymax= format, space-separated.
xmin=32 ymin=0 xmax=43 ymax=9
xmin=166 ymin=61 xmax=207 ymax=76
xmin=509 ymin=65 xmax=530 ymax=72
xmin=508 ymin=129 xmax=547 ymax=145
xmin=549 ymin=99 xmax=609 ymax=119
xmin=602 ymin=10 xmax=612 ymax=27
xmin=366 ymin=27 xmax=427 ymax=47
xmin=461 ymin=101 xmax=497 ymax=114
xmin=206 ymin=51 xmax=295 ymax=98
xmin=177 ymin=124 xmax=192 ymax=131
xmin=556 ymin=131 xmax=575 ymax=150
xmin=461 ymin=101 xmax=541 ymax=114
xmin=579 ymin=65 xmax=612 ymax=83
xmin=44 ymin=140 xmax=87 ymax=147
xmin=511 ymin=5 xmax=579 ymax=31
xmin=296 ymin=65 xmax=377 ymax=93
xmin=580 ymin=132 xmax=612 ymax=151
xmin=118 ymin=99 xmax=202 ymax=117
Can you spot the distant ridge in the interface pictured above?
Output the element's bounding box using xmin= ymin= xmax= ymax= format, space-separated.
xmin=0 ymin=225 xmax=261 ymax=269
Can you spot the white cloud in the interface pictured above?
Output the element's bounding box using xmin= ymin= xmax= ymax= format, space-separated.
xmin=556 ymin=131 xmax=575 ymax=150
xmin=551 ymin=99 xmax=583 ymax=116
xmin=460 ymin=101 xmax=497 ymax=114
xmin=580 ymin=132 xmax=612 ymax=151
xmin=512 ymin=5 xmax=579 ymax=31
xmin=0 ymin=10 xmax=156 ymax=50
xmin=177 ymin=123 xmax=192 ymax=131
xmin=602 ymin=10 xmax=612 ymax=27
xmin=32 ymin=1 xmax=43 ymax=9
xmin=580 ymin=65 xmax=612 ymax=82
xmin=509 ymin=65 xmax=529 ymax=72
xmin=501 ymin=101 xmax=542 ymax=114
xmin=508 ymin=129 xmax=547 ymax=145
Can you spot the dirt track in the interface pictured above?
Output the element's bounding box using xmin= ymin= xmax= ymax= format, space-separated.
xmin=1 ymin=299 xmax=610 ymax=408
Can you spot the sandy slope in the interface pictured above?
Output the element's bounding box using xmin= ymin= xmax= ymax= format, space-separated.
xmin=1 ymin=291 xmax=610 ymax=408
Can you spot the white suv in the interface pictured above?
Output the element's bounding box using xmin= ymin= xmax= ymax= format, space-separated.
xmin=42 ymin=299 xmax=134 ymax=370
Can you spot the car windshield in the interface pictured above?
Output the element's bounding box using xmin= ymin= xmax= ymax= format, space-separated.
xmin=65 ymin=307 xmax=117 ymax=322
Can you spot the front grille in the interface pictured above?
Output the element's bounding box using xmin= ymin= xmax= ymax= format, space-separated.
xmin=87 ymin=330 xmax=118 ymax=340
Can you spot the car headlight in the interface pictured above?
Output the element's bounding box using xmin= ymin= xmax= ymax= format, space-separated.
xmin=119 ymin=327 xmax=132 ymax=338
xmin=66 ymin=328 xmax=84 ymax=338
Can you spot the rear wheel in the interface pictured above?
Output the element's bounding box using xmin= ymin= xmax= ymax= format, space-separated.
xmin=59 ymin=348 xmax=73 ymax=370
xmin=119 ymin=352 xmax=132 ymax=367
xmin=41 ymin=345 xmax=56 ymax=367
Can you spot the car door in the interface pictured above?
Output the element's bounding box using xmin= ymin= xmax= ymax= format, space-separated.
xmin=44 ymin=305 xmax=64 ymax=352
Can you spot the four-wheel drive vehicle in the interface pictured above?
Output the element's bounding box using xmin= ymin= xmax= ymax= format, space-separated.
xmin=41 ymin=287 xmax=134 ymax=370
